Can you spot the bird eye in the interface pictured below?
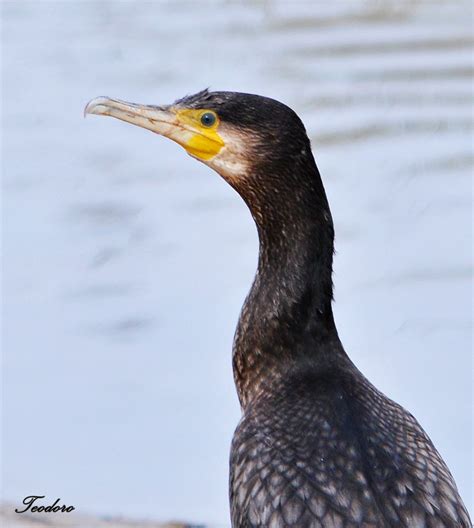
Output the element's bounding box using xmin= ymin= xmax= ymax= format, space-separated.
xmin=200 ymin=112 xmax=217 ymax=127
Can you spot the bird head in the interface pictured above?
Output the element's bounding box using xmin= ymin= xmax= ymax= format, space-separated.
xmin=84 ymin=89 xmax=313 ymax=198
xmin=85 ymin=89 xmax=334 ymax=316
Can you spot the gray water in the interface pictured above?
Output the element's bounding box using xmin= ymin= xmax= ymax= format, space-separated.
xmin=2 ymin=1 xmax=473 ymax=526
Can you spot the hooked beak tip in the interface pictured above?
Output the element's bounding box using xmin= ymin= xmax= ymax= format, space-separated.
xmin=84 ymin=96 xmax=112 ymax=118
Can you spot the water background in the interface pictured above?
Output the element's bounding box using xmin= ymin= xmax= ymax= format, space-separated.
xmin=2 ymin=1 xmax=472 ymax=525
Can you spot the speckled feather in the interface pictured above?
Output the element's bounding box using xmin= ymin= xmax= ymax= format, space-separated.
xmin=176 ymin=91 xmax=470 ymax=527
xmin=230 ymin=365 xmax=471 ymax=527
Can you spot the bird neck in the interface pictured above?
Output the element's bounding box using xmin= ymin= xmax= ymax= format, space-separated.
xmin=232 ymin=159 xmax=343 ymax=409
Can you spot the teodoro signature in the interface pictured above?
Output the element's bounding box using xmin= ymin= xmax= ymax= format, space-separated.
xmin=15 ymin=495 xmax=75 ymax=514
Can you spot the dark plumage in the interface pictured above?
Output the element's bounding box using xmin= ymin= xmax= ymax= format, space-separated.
xmin=176 ymin=91 xmax=471 ymax=527
xmin=86 ymin=90 xmax=471 ymax=527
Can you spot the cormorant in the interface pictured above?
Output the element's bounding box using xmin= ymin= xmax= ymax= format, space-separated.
xmin=85 ymin=90 xmax=471 ymax=527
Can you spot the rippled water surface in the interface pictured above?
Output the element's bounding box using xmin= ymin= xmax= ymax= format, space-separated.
xmin=3 ymin=1 xmax=473 ymax=525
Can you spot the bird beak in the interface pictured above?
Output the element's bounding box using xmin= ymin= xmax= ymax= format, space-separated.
xmin=84 ymin=96 xmax=224 ymax=161
xmin=84 ymin=96 xmax=191 ymax=147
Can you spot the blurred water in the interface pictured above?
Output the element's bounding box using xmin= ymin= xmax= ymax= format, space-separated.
xmin=2 ymin=1 xmax=473 ymax=525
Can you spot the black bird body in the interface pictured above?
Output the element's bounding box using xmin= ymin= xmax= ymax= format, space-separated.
xmin=85 ymin=90 xmax=471 ymax=527
xmin=230 ymin=357 xmax=469 ymax=526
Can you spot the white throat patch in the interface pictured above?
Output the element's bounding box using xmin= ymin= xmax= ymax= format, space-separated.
xmin=203 ymin=126 xmax=251 ymax=182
